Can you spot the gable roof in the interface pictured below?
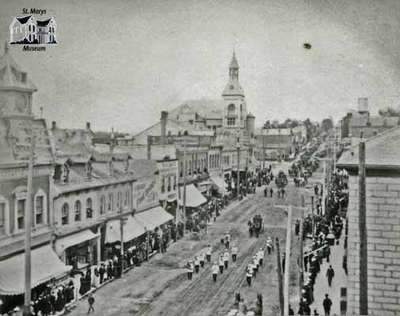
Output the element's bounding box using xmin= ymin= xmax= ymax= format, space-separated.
xmin=37 ymin=19 xmax=51 ymax=27
xmin=169 ymin=99 xmax=224 ymax=120
xmin=337 ymin=126 xmax=400 ymax=170
xmin=16 ymin=16 xmax=32 ymax=24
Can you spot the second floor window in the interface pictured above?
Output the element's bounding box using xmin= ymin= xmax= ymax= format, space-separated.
xmin=100 ymin=195 xmax=106 ymax=214
xmin=74 ymin=200 xmax=81 ymax=222
xmin=108 ymin=193 xmax=113 ymax=212
xmin=124 ymin=190 xmax=129 ymax=207
xmin=117 ymin=192 xmax=122 ymax=211
xmin=167 ymin=176 xmax=171 ymax=192
xmin=173 ymin=175 xmax=177 ymax=190
xmin=0 ymin=202 xmax=5 ymax=235
xmin=35 ymin=196 xmax=44 ymax=225
xmin=17 ymin=199 xmax=25 ymax=230
xmin=227 ymin=118 xmax=235 ymax=126
xmin=61 ymin=203 xmax=69 ymax=225
xmin=161 ymin=177 xmax=165 ymax=193
xmin=86 ymin=198 xmax=93 ymax=218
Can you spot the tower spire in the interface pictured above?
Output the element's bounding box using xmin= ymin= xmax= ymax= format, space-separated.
xmin=229 ymin=51 xmax=239 ymax=81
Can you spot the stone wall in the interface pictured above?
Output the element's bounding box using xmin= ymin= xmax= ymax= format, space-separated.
xmin=347 ymin=175 xmax=400 ymax=315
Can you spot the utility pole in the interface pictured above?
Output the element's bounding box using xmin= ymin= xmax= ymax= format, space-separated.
xmin=236 ymin=137 xmax=240 ymax=198
xmin=298 ymin=196 xmax=305 ymax=298
xmin=182 ymin=139 xmax=187 ymax=235
xmin=283 ymin=204 xmax=292 ymax=316
xmin=311 ymin=195 xmax=315 ymax=240
xmin=322 ymin=160 xmax=326 ymax=216
xmin=263 ymin=128 xmax=266 ymax=170
xmin=275 ymin=238 xmax=284 ymax=316
xmin=359 ymin=141 xmax=368 ymax=315
xmin=24 ymin=126 xmax=35 ymax=316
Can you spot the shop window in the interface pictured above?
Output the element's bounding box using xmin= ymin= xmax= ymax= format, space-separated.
xmin=100 ymin=195 xmax=106 ymax=214
xmin=62 ymin=203 xmax=69 ymax=225
xmin=86 ymin=198 xmax=93 ymax=218
xmin=74 ymin=200 xmax=82 ymax=222
xmin=108 ymin=193 xmax=113 ymax=212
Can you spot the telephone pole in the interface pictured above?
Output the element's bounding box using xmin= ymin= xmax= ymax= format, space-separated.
xmin=275 ymin=238 xmax=284 ymax=316
xmin=359 ymin=141 xmax=368 ymax=315
xmin=182 ymin=139 xmax=187 ymax=235
xmin=236 ymin=137 xmax=240 ymax=198
xmin=283 ymin=204 xmax=292 ymax=316
xmin=24 ymin=126 xmax=35 ymax=316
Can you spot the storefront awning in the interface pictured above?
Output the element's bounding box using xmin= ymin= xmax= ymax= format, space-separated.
xmin=55 ymin=229 xmax=99 ymax=256
xmin=135 ymin=206 xmax=174 ymax=231
xmin=0 ymin=245 xmax=72 ymax=296
xmin=178 ymin=184 xmax=207 ymax=208
xmin=210 ymin=176 xmax=226 ymax=192
xmin=106 ymin=216 xmax=146 ymax=244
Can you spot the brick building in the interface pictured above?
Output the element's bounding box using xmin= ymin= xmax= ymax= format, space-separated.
xmin=338 ymin=127 xmax=400 ymax=315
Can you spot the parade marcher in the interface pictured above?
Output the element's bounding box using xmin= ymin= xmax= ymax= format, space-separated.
xmin=186 ymin=261 xmax=194 ymax=280
xmin=326 ymin=265 xmax=335 ymax=287
xmin=231 ymin=243 xmax=238 ymax=262
xmin=257 ymin=248 xmax=264 ymax=266
xmin=206 ymin=245 xmax=212 ymax=263
xmin=266 ymin=237 xmax=272 ymax=254
xmin=212 ymin=262 xmax=219 ymax=282
xmin=225 ymin=231 xmax=231 ymax=249
xmin=87 ymin=294 xmax=95 ymax=314
xmin=270 ymin=187 xmax=274 ymax=197
xmin=322 ymin=294 xmax=332 ymax=316
xmin=194 ymin=256 xmax=200 ymax=274
xmin=246 ymin=265 xmax=253 ymax=286
xmin=252 ymin=256 xmax=258 ymax=277
xmin=223 ymin=250 xmax=230 ymax=269
xmin=218 ymin=255 xmax=224 ymax=274
xmin=199 ymin=252 xmax=205 ymax=268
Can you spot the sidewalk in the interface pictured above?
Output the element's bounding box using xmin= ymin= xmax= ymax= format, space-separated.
xmin=309 ymin=235 xmax=346 ymax=315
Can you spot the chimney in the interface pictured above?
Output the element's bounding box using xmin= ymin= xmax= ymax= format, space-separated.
xmin=86 ymin=122 xmax=91 ymax=130
xmin=147 ymin=135 xmax=152 ymax=160
xmin=52 ymin=121 xmax=56 ymax=130
xmin=358 ymin=97 xmax=369 ymax=114
xmin=160 ymin=111 xmax=168 ymax=145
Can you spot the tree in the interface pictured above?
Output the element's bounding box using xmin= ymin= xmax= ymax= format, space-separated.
xmin=378 ymin=107 xmax=400 ymax=117
xmin=321 ymin=118 xmax=333 ymax=133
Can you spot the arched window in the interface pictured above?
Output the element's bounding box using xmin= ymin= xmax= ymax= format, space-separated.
xmin=74 ymin=200 xmax=81 ymax=222
xmin=228 ymin=104 xmax=236 ymax=115
xmin=86 ymin=198 xmax=93 ymax=218
xmin=61 ymin=203 xmax=69 ymax=225
xmin=34 ymin=189 xmax=47 ymax=226
xmin=100 ymin=195 xmax=106 ymax=214
xmin=0 ymin=195 xmax=9 ymax=236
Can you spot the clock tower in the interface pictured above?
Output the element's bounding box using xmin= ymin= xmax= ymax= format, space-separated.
xmin=0 ymin=42 xmax=37 ymax=118
xmin=222 ymin=51 xmax=247 ymax=129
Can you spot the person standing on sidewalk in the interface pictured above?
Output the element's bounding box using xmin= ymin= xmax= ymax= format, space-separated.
xmin=322 ymin=294 xmax=332 ymax=316
xmin=87 ymin=294 xmax=95 ymax=314
xmin=326 ymin=265 xmax=335 ymax=287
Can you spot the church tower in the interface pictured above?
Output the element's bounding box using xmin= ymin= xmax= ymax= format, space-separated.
xmin=222 ymin=51 xmax=247 ymax=129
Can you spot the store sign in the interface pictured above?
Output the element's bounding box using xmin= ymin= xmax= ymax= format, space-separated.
xmin=133 ymin=178 xmax=158 ymax=210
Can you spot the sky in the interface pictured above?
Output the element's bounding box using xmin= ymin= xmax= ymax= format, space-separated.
xmin=1 ymin=0 xmax=400 ymax=134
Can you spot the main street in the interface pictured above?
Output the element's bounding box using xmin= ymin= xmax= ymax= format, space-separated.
xmin=68 ymin=163 xmax=312 ymax=316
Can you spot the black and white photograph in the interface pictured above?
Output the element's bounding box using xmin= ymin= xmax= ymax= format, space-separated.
xmin=0 ymin=0 xmax=399 ymax=315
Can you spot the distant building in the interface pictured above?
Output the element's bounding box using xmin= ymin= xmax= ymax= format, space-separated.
xmin=340 ymin=98 xmax=400 ymax=143
xmin=338 ymin=127 xmax=400 ymax=315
